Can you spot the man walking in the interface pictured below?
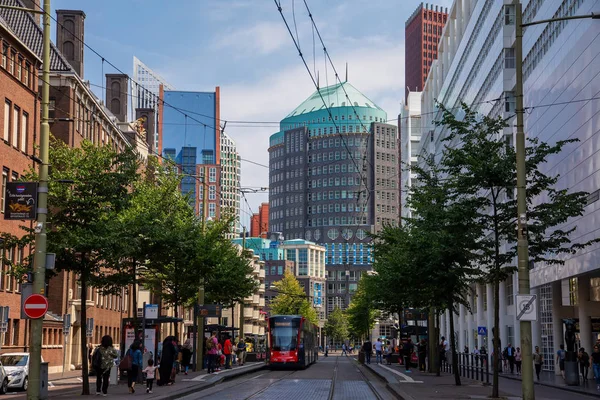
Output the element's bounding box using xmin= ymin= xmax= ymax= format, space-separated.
xmin=363 ymin=339 xmax=372 ymax=364
xmin=375 ymin=338 xmax=383 ymax=364
xmin=506 ymin=343 xmax=515 ymax=373
xmin=557 ymin=344 xmax=566 ymax=379
xmin=342 ymin=343 xmax=347 ymax=356
xmin=403 ymin=338 xmax=414 ymax=372
xmin=223 ymin=335 xmax=233 ymax=369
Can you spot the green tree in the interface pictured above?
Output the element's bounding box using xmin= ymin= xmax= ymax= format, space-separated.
xmin=323 ymin=307 xmax=348 ymax=344
xmin=346 ymin=277 xmax=378 ymax=341
xmin=46 ymin=138 xmax=140 ymax=395
xmin=270 ymin=271 xmax=318 ymax=325
xmin=437 ymin=103 xmax=598 ymax=396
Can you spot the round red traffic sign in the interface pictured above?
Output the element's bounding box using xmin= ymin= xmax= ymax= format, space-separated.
xmin=23 ymin=294 xmax=48 ymax=319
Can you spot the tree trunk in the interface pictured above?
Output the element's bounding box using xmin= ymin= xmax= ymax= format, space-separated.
xmin=174 ymin=300 xmax=179 ymax=340
xmin=428 ymin=308 xmax=436 ymax=373
xmin=436 ymin=312 xmax=441 ymax=376
xmin=132 ymin=260 xmax=138 ymax=337
xmin=448 ymin=304 xmax=461 ymax=386
xmin=80 ymin=267 xmax=90 ymax=395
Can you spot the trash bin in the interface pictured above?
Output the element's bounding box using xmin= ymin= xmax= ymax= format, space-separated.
xmin=110 ymin=365 xmax=119 ymax=386
xmin=358 ymin=351 xmax=365 ymax=364
xmin=40 ymin=362 xmax=49 ymax=400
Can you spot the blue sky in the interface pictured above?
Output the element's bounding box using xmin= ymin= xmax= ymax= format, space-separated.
xmin=51 ymin=0 xmax=453 ymax=227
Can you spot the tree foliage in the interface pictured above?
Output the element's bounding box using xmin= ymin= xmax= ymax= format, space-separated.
xmin=323 ymin=306 xmax=348 ymax=343
xmin=269 ymin=271 xmax=318 ymax=325
xmin=346 ymin=277 xmax=378 ymax=340
xmin=435 ymin=103 xmax=598 ymax=395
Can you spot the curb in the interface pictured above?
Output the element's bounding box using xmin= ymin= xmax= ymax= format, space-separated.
xmin=362 ymin=362 xmax=416 ymax=400
xmin=499 ymin=373 xmax=600 ymax=399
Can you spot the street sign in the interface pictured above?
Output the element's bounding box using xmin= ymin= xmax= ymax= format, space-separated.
xmin=3 ymin=182 xmax=38 ymax=220
xmin=86 ymin=318 xmax=94 ymax=337
xmin=63 ymin=314 xmax=71 ymax=335
xmin=196 ymin=304 xmax=222 ymax=318
xmin=516 ymin=294 xmax=538 ymax=321
xmin=477 ymin=326 xmax=487 ymax=336
xmin=23 ymin=294 xmax=48 ymax=319
xmin=20 ymin=284 xmax=32 ymax=319
xmin=145 ymin=304 xmax=159 ymax=319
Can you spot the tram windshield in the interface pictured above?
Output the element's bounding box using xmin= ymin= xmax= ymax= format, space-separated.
xmin=270 ymin=318 xmax=300 ymax=351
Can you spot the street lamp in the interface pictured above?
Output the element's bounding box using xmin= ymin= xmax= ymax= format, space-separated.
xmin=513 ymin=2 xmax=599 ymax=399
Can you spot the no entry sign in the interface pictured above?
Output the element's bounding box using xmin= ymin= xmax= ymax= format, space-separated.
xmin=23 ymin=294 xmax=48 ymax=319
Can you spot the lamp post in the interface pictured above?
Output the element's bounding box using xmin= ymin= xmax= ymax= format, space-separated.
xmin=0 ymin=1 xmax=50 ymax=399
xmin=513 ymin=2 xmax=599 ymax=399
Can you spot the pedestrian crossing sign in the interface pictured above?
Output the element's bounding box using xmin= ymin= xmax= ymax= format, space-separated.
xmin=477 ymin=326 xmax=487 ymax=336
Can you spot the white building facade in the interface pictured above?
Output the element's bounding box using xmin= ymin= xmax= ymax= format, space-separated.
xmin=400 ymin=91 xmax=423 ymax=220
xmin=132 ymin=56 xmax=175 ymax=149
xmin=419 ymin=0 xmax=600 ymax=373
xmin=220 ymin=132 xmax=241 ymax=238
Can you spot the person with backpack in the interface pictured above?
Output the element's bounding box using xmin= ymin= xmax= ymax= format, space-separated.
xmin=121 ymin=340 xmax=143 ymax=393
xmin=93 ymin=335 xmax=118 ymax=396
xmin=181 ymin=339 xmax=193 ymax=375
xmin=237 ymin=338 xmax=247 ymax=366
xmin=206 ymin=331 xmax=219 ymax=374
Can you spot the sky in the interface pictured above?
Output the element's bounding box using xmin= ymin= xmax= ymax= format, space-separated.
xmin=51 ymin=0 xmax=454 ymax=228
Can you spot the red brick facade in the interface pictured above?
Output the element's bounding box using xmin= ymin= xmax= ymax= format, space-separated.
xmin=250 ymin=203 xmax=269 ymax=238
xmin=405 ymin=3 xmax=448 ymax=100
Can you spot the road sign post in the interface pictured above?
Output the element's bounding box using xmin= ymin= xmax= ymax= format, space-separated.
xmin=23 ymin=294 xmax=49 ymax=319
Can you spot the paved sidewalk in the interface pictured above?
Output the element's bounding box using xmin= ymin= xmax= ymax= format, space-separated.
xmin=499 ymin=370 xmax=600 ymax=398
xmin=363 ymin=360 xmax=597 ymax=399
xmin=6 ymin=362 xmax=265 ymax=399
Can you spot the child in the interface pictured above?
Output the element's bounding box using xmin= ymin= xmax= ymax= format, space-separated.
xmin=143 ymin=359 xmax=157 ymax=394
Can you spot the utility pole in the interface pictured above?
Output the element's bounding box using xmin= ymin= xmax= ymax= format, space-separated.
xmin=240 ymin=227 xmax=246 ymax=339
xmin=514 ymin=3 xmax=599 ymax=398
xmin=29 ymin=1 xmax=50 ymax=399
xmin=195 ymin=170 xmax=208 ymax=370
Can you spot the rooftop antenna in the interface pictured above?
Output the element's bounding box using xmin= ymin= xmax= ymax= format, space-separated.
xmin=345 ymin=62 xmax=348 ymax=82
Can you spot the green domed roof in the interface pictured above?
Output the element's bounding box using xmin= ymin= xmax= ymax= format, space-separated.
xmin=284 ymin=81 xmax=384 ymax=119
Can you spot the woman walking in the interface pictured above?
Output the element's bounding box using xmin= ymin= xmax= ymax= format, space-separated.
xmin=514 ymin=347 xmax=522 ymax=375
xmin=158 ymin=336 xmax=176 ymax=386
xmin=93 ymin=335 xmax=118 ymax=396
xmin=181 ymin=339 xmax=193 ymax=375
xmin=579 ymin=347 xmax=590 ymax=383
xmin=533 ymin=346 xmax=543 ymax=381
xmin=126 ymin=340 xmax=143 ymax=393
xmin=591 ymin=345 xmax=600 ymax=390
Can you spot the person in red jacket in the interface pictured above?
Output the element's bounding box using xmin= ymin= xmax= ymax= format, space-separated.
xmin=223 ymin=336 xmax=233 ymax=369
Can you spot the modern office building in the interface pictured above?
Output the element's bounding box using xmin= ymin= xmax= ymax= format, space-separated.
xmin=420 ymin=0 xmax=600 ymax=373
xmin=232 ymin=236 xmax=326 ymax=325
xmin=132 ymin=56 xmax=175 ymax=151
xmin=399 ymin=91 xmax=423 ymax=220
xmin=267 ymin=81 xmax=400 ymax=316
xmin=250 ymin=203 xmax=269 ymax=238
xmin=405 ymin=2 xmax=448 ymax=100
xmin=161 ymin=88 xmax=240 ymax=224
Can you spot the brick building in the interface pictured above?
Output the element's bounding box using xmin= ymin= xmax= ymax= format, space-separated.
xmin=250 ymin=202 xmax=269 ymax=238
xmin=0 ymin=2 xmax=150 ymax=373
xmin=404 ymin=3 xmax=448 ymax=100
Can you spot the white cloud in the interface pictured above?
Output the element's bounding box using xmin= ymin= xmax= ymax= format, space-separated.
xmin=214 ymin=22 xmax=290 ymax=56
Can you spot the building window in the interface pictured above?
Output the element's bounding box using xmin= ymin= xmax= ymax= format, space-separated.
xmin=20 ymin=112 xmax=27 ymax=152
xmin=504 ymin=48 xmax=516 ymax=69
xmin=24 ymin=62 xmax=30 ymax=87
xmin=12 ymin=106 xmax=19 ymax=148
xmin=9 ymin=51 xmax=15 ymax=75
xmin=16 ymin=56 xmax=22 ymax=80
xmin=208 ymin=185 xmax=216 ymax=200
xmin=3 ymin=100 xmax=10 ymax=142
xmin=569 ymin=277 xmax=578 ymax=306
xmin=209 ymin=167 xmax=216 ymax=182
xmin=208 ymin=203 xmax=216 ymax=218
xmin=483 ymin=288 xmax=488 ymax=312
xmin=506 ymin=274 xmax=514 ymax=306
xmin=1 ymin=43 xmax=7 ymax=69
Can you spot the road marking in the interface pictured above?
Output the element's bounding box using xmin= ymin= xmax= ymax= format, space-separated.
xmin=77 ymin=377 xmax=83 ymax=382
xmin=375 ymin=364 xmax=423 ymax=383
xmin=249 ymin=373 xmax=267 ymax=380
xmin=183 ymin=363 xmax=260 ymax=382
xmin=48 ymin=382 xmax=55 ymax=388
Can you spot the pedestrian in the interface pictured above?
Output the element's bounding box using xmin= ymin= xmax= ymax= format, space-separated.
xmin=362 ymin=339 xmax=372 ymax=364
xmin=403 ymin=338 xmax=414 ymax=372
xmin=158 ymin=336 xmax=176 ymax=386
xmin=324 ymin=343 xmax=329 ymax=357
xmin=237 ymin=338 xmax=247 ymax=366
xmin=464 ymin=346 xmax=469 ymax=354
xmin=342 ymin=343 xmax=347 ymax=356
xmin=143 ymin=359 xmax=157 ymax=394
xmin=506 ymin=343 xmax=515 ymax=374
xmin=93 ymin=335 xmax=118 ymax=397
xmin=375 ymin=338 xmax=383 ymax=364
xmin=579 ymin=347 xmax=589 ymax=382
xmin=556 ymin=344 xmax=566 ymax=379
xmin=533 ymin=346 xmax=543 ymax=381
xmin=127 ymin=340 xmax=143 ymax=393
xmin=515 ymin=347 xmax=522 ymax=375
xmin=224 ymin=335 xmax=233 ymax=369
xmin=206 ymin=332 xmax=219 ymax=374
xmin=181 ymin=338 xmax=193 ymax=375
xmin=480 ymin=346 xmax=488 ymax=368
xmin=473 ymin=345 xmax=480 ymax=367
xmin=418 ymin=339 xmax=427 ymax=372
xmin=592 ymin=345 xmax=600 ymax=390
xmin=439 ymin=336 xmax=448 ymax=364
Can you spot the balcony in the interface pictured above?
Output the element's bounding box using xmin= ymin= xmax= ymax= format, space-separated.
xmin=259 ymin=283 xmax=265 ymax=293
xmin=243 ymin=324 xmax=254 ymax=335
xmin=252 ymin=324 xmax=259 ymax=335
xmin=244 ymin=307 xmax=254 ymax=317
xmin=253 ymin=309 xmax=260 ymax=319
xmin=259 ymin=297 xmax=265 ymax=307
xmin=253 ymin=294 xmax=260 ymax=305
